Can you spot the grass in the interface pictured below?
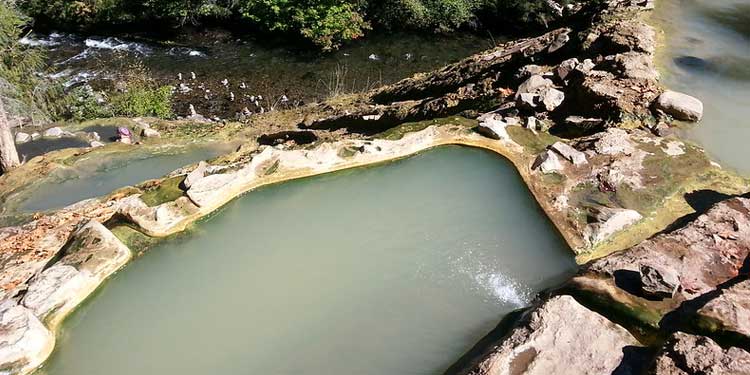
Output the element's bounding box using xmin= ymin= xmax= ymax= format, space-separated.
xmin=506 ymin=126 xmax=560 ymax=154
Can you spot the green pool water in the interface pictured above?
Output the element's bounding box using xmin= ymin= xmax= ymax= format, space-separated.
xmin=36 ymin=146 xmax=576 ymax=375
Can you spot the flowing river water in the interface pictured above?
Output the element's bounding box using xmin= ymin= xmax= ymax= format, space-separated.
xmin=654 ymin=0 xmax=750 ymax=175
xmin=35 ymin=146 xmax=576 ymax=375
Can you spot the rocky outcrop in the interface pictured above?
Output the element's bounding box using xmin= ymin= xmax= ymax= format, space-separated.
xmin=21 ymin=221 xmax=131 ymax=326
xmin=650 ymin=332 xmax=750 ymax=375
xmin=568 ymin=197 xmax=750 ymax=339
xmin=456 ymin=296 xmax=640 ymax=375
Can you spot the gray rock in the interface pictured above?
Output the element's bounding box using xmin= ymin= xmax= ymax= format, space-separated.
xmin=541 ymin=87 xmax=565 ymax=111
xmin=655 ymin=90 xmax=704 ymax=122
xmin=639 ymin=263 xmax=680 ymax=299
xmin=43 ymin=127 xmax=64 ymax=138
xmin=518 ymin=93 xmax=540 ymax=109
xmin=476 ymin=116 xmax=510 ymax=140
xmin=550 ymin=141 xmax=587 ymax=165
xmin=651 ymin=332 xmax=750 ymax=375
xmin=533 ymin=150 xmax=564 ymax=174
xmin=462 ymin=296 xmax=639 ymax=375
xmin=14 ymin=132 xmax=30 ymax=144
xmin=90 ymin=141 xmax=105 ymax=148
xmin=30 ymin=132 xmax=41 ymax=140
xmin=584 ymin=206 xmax=643 ymax=246
xmin=516 ymin=75 xmax=554 ymax=99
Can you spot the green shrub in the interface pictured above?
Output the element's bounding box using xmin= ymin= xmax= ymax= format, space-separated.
xmin=111 ymin=85 xmax=174 ymax=118
xmin=239 ymin=0 xmax=370 ymax=50
xmin=371 ymin=0 xmax=480 ymax=32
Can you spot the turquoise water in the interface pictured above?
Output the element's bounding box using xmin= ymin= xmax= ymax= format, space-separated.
xmin=655 ymin=0 xmax=750 ymax=174
xmin=37 ymin=146 xmax=576 ymax=375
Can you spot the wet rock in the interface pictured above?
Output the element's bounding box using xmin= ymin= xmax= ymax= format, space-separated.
xmin=30 ymin=132 xmax=41 ymax=141
xmin=550 ymin=141 xmax=587 ymax=165
xmin=462 ymin=296 xmax=639 ymax=375
xmin=88 ymin=131 xmax=100 ymax=141
xmin=696 ymin=279 xmax=750 ymax=340
xmin=14 ymin=132 xmax=30 ymax=144
xmin=533 ymin=150 xmax=564 ymax=174
xmin=21 ymin=221 xmax=131 ymax=324
xmin=655 ymin=90 xmax=704 ymax=122
xmin=650 ymin=332 xmax=750 ymax=375
xmin=584 ymin=207 xmax=642 ymax=246
xmin=639 ymin=263 xmax=680 ymax=299
xmin=43 ymin=127 xmax=63 ymax=138
xmin=0 ymin=302 xmax=53 ymax=375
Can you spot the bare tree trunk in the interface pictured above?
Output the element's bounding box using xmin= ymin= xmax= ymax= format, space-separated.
xmin=0 ymin=100 xmax=20 ymax=174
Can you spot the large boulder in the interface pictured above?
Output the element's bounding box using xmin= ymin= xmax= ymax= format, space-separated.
xmin=461 ymin=296 xmax=640 ymax=375
xmin=0 ymin=302 xmax=54 ymax=375
xmin=650 ymin=332 xmax=750 ymax=375
xmin=654 ymin=91 xmax=704 ymax=122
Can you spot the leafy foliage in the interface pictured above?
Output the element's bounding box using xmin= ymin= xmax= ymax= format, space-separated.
xmin=0 ymin=1 xmax=62 ymax=124
xmin=20 ymin=0 xmax=576 ymax=50
xmin=239 ymin=0 xmax=370 ymax=50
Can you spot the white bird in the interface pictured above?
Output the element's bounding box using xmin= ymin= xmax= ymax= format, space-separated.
xmin=178 ymin=73 xmax=183 ymax=80
xmin=230 ymin=92 xmax=235 ymax=101
xmin=190 ymin=72 xmax=196 ymax=80
xmin=221 ymin=79 xmax=229 ymax=86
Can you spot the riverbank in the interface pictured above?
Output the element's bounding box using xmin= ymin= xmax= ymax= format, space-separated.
xmin=1 ymin=0 xmax=749 ymax=374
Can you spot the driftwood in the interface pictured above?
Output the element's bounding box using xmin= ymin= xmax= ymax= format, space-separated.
xmin=0 ymin=100 xmax=20 ymax=174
